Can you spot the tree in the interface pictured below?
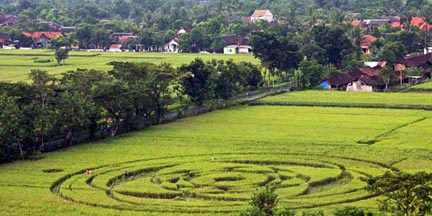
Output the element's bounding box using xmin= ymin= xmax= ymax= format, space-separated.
xmin=250 ymin=27 xmax=301 ymax=80
xmin=406 ymin=67 xmax=423 ymax=76
xmin=29 ymin=70 xmax=56 ymax=151
xmin=55 ymin=48 xmax=69 ymax=65
xmin=293 ymin=69 xmax=303 ymax=89
xmin=178 ymin=58 xmax=216 ymax=105
xmin=368 ymin=171 xmax=432 ymax=216
xmin=241 ymin=186 xmax=279 ymax=216
xmin=381 ymin=66 xmax=395 ymax=90
xmin=50 ymin=35 xmax=70 ymax=50
xmin=311 ymin=25 xmax=356 ymax=68
xmin=91 ymin=80 xmax=133 ymax=137
xmin=379 ymin=41 xmax=407 ymax=65
xmin=298 ymin=59 xmax=326 ymax=88
xmin=0 ymin=94 xmax=23 ymax=162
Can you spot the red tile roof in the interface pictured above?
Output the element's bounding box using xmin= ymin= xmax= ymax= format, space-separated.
xmin=420 ymin=23 xmax=432 ymax=31
xmin=110 ymin=44 xmax=121 ymax=49
xmin=379 ymin=61 xmax=388 ymax=68
xmin=252 ymin=10 xmax=271 ymax=17
xmin=23 ymin=32 xmax=62 ymax=39
xmin=352 ymin=20 xmax=362 ymax=26
xmin=361 ymin=35 xmax=377 ymax=47
xmin=118 ymin=36 xmax=138 ymax=43
xmin=411 ymin=17 xmax=424 ymax=27
xmin=392 ymin=21 xmax=402 ymax=28
xmin=243 ymin=17 xmax=252 ymax=23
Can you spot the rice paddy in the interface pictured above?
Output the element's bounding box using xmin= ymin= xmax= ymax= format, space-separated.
xmin=0 ymin=49 xmax=259 ymax=82
xmin=2 ymin=102 xmax=432 ymax=215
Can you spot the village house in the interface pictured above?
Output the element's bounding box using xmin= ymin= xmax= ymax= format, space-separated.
xmin=163 ymin=28 xmax=190 ymax=53
xmin=325 ymin=67 xmax=384 ymax=92
xmin=244 ymin=9 xmax=274 ymax=23
xmin=361 ymin=35 xmax=377 ymax=54
xmin=395 ymin=54 xmax=432 ymax=82
xmin=222 ymin=34 xmax=251 ymax=54
xmin=110 ymin=33 xmax=133 ymax=44
xmin=23 ymin=32 xmax=62 ymax=48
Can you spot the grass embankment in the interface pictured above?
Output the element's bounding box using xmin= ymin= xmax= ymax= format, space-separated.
xmin=0 ymin=49 xmax=259 ymax=82
xmin=254 ymin=90 xmax=432 ymax=110
xmin=408 ymin=81 xmax=432 ymax=91
xmin=1 ymin=104 xmax=432 ymax=215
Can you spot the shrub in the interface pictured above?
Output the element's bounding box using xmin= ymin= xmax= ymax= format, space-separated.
xmin=334 ymin=207 xmax=367 ymax=216
xmin=301 ymin=210 xmax=324 ymax=216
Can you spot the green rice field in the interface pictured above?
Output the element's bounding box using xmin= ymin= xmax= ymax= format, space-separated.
xmin=2 ymin=100 xmax=432 ymax=215
xmin=256 ymin=90 xmax=432 ymax=109
xmin=0 ymin=49 xmax=259 ymax=82
xmin=409 ymin=81 xmax=432 ymax=91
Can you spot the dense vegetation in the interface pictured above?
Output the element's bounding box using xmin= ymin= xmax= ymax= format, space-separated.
xmin=0 ymin=58 xmax=262 ymax=163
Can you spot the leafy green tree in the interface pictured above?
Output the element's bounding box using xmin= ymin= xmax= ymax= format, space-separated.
xmin=178 ymin=58 xmax=216 ymax=105
xmin=368 ymin=171 xmax=432 ymax=216
xmin=250 ymin=27 xmax=301 ymax=80
xmin=241 ymin=186 xmax=279 ymax=216
xmin=29 ymin=70 xmax=56 ymax=150
xmin=379 ymin=41 xmax=407 ymax=65
xmin=52 ymin=91 xmax=94 ymax=145
xmin=298 ymin=59 xmax=325 ymax=88
xmin=406 ymin=67 xmax=423 ymax=77
xmin=50 ymin=35 xmax=70 ymax=50
xmin=91 ymin=80 xmax=133 ymax=137
xmin=380 ymin=66 xmax=395 ymax=90
xmin=311 ymin=25 xmax=356 ymax=68
xmin=0 ymin=94 xmax=23 ymax=162
xmin=55 ymin=48 xmax=69 ymax=65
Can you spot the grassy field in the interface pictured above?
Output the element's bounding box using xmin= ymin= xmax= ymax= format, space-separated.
xmin=256 ymin=90 xmax=432 ymax=109
xmin=1 ymin=103 xmax=432 ymax=215
xmin=409 ymin=81 xmax=432 ymax=91
xmin=0 ymin=49 xmax=260 ymax=82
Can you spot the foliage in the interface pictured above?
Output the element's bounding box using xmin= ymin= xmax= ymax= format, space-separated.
xmin=334 ymin=206 xmax=369 ymax=216
xmin=250 ymin=26 xmax=301 ymax=79
xmin=298 ymin=59 xmax=326 ymax=88
xmin=54 ymin=48 xmax=69 ymax=65
xmin=406 ymin=67 xmax=423 ymax=76
xmin=241 ymin=185 xmax=296 ymax=216
xmin=368 ymin=171 xmax=432 ymax=216
xmin=380 ymin=66 xmax=395 ymax=90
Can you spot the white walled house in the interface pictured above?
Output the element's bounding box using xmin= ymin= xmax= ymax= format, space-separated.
xmin=164 ymin=38 xmax=180 ymax=53
xmin=224 ymin=45 xmax=252 ymax=54
xmin=163 ymin=28 xmax=190 ymax=53
xmin=251 ymin=10 xmax=274 ymax=22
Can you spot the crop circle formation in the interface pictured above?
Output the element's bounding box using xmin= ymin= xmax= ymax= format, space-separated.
xmin=50 ymin=153 xmax=394 ymax=214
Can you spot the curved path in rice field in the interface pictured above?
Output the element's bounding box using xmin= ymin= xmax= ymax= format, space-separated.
xmin=51 ymin=152 xmax=395 ymax=214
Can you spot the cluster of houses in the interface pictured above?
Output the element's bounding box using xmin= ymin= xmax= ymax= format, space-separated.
xmin=0 ymin=10 xmax=278 ymax=54
xmin=353 ymin=16 xmax=432 ymax=31
xmin=322 ymin=54 xmax=432 ymax=92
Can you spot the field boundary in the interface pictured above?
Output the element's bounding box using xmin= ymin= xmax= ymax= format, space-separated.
xmin=251 ymin=100 xmax=432 ymax=111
